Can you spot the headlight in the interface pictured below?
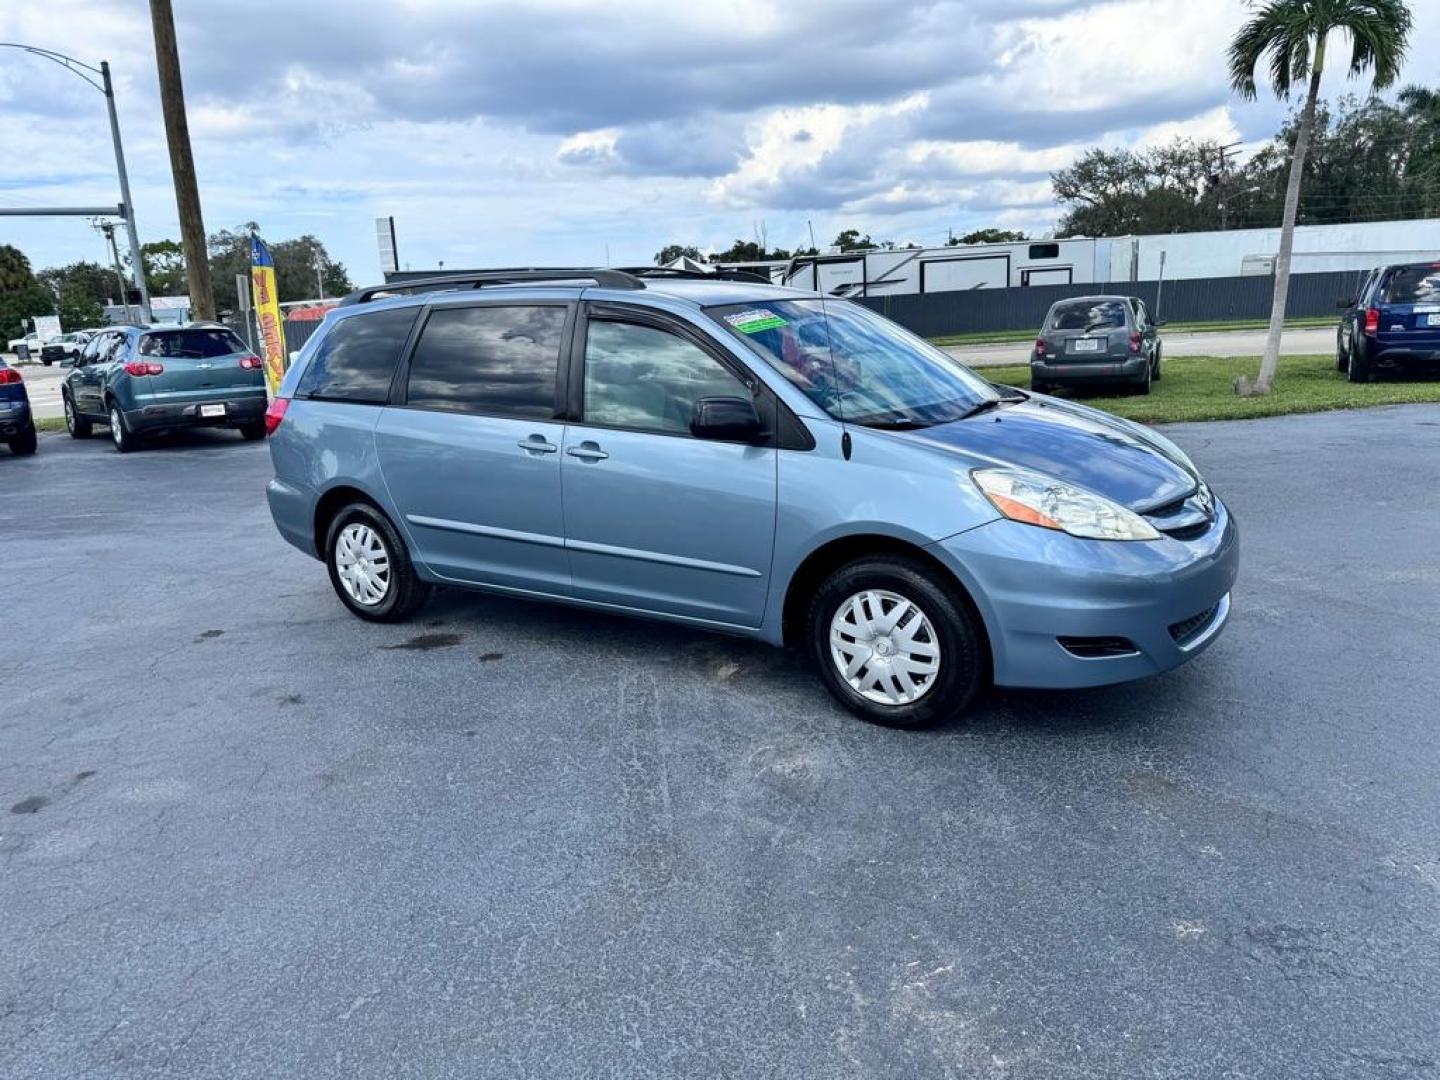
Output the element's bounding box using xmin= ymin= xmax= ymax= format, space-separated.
xmin=973 ymin=467 xmax=1160 ymax=541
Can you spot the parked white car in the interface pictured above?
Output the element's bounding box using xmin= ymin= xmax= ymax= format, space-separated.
xmin=6 ymin=333 xmax=47 ymax=361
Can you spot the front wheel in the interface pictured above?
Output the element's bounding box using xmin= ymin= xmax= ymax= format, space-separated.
xmin=324 ymin=502 xmax=432 ymax=623
xmin=808 ymin=556 xmax=987 ymax=729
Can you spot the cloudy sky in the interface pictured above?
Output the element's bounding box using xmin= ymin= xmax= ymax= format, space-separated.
xmin=2 ymin=0 xmax=1437 ymax=285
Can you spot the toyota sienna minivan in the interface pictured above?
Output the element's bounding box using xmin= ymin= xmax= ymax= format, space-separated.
xmin=266 ymin=268 xmax=1238 ymax=728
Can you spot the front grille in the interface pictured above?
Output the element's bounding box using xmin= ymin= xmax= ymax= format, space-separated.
xmin=1169 ymin=604 xmax=1219 ymax=646
xmin=1143 ymin=485 xmax=1216 ymax=539
xmin=1058 ymin=635 xmax=1140 ymax=659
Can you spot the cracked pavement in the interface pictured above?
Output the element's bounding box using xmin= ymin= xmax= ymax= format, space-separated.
xmin=2 ymin=409 xmax=1438 ymax=1078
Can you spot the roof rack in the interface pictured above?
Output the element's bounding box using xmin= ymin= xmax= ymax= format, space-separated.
xmin=340 ymin=268 xmax=644 ymax=306
xmin=615 ymin=266 xmax=772 ymax=285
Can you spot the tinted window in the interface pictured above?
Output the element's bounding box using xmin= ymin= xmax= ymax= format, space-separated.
xmin=1048 ymin=300 xmax=1129 ymax=331
xmin=406 ymin=305 xmax=565 ymax=417
xmin=1029 ymin=243 xmax=1060 ymax=260
xmin=1380 ymin=265 xmax=1440 ymax=304
xmin=299 ymin=307 xmax=418 ymax=403
xmin=584 ymin=320 xmax=749 ymax=434
xmin=139 ymin=328 xmax=246 ymax=358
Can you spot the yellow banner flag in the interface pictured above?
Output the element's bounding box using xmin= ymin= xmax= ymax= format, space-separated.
xmin=249 ymin=235 xmax=288 ymax=395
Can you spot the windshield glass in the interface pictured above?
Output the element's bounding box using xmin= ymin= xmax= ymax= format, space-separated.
xmin=1048 ymin=299 xmax=1129 ymax=331
xmin=708 ymin=299 xmax=998 ymax=428
xmin=139 ymin=328 xmax=246 ymax=359
xmin=1381 ymin=265 xmax=1440 ymax=304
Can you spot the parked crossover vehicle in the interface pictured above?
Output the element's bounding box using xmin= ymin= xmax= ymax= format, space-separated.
xmin=1337 ymin=261 xmax=1440 ymax=382
xmin=0 ymin=357 xmax=37 ymax=456
xmin=1032 ymin=295 xmax=1163 ymax=395
xmin=266 ymin=269 xmax=1237 ymax=728
xmin=62 ymin=324 xmax=267 ymax=451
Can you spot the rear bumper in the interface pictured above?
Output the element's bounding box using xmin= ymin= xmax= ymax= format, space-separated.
xmin=0 ymin=397 xmax=33 ymax=437
xmin=1032 ymin=355 xmax=1147 ymax=382
xmin=1364 ymin=339 xmax=1440 ymax=366
xmin=124 ymin=395 xmax=266 ymax=432
xmin=267 ymin=477 xmax=320 ymax=559
xmin=929 ymin=500 xmax=1239 ymax=689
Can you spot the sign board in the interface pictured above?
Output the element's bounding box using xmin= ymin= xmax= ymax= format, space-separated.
xmin=376 ymin=216 xmax=399 ymax=276
xmin=33 ymin=314 xmax=61 ymax=340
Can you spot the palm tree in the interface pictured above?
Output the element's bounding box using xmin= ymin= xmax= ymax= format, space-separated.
xmin=1229 ymin=0 xmax=1412 ymax=396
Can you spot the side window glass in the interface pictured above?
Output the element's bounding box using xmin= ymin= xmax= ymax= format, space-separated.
xmin=406 ymin=305 xmax=566 ymax=418
xmin=583 ymin=320 xmax=749 ymax=435
xmin=298 ymin=307 xmax=418 ymax=403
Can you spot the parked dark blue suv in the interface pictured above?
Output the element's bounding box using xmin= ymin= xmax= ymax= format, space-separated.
xmin=1337 ymin=262 xmax=1440 ymax=382
xmin=0 ymin=357 xmax=37 ymax=456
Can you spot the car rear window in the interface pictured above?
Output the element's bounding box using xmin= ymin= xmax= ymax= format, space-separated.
xmin=1380 ymin=266 xmax=1440 ymax=304
xmin=298 ymin=307 xmax=419 ymax=403
xmin=138 ymin=328 xmax=246 ymax=358
xmin=1048 ymin=300 xmax=1128 ymax=331
xmin=405 ymin=305 xmax=566 ymax=418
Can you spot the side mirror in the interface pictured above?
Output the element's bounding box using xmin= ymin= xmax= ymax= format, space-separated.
xmin=690 ymin=395 xmax=764 ymax=442
xmin=1336 ymin=297 xmax=1354 ymax=308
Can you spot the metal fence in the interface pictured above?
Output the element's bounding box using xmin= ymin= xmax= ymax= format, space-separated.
xmin=858 ymin=269 xmax=1370 ymax=338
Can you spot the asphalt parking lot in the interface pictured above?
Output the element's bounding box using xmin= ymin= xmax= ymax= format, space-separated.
xmin=3 ymin=409 xmax=1439 ymax=1078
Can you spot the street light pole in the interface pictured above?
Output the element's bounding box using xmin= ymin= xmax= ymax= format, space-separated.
xmin=100 ymin=60 xmax=153 ymax=322
xmin=0 ymin=44 xmax=152 ymax=323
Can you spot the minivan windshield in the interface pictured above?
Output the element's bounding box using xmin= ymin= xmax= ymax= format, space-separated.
xmin=1380 ymin=265 xmax=1440 ymax=304
xmin=138 ymin=328 xmax=246 ymax=359
xmin=708 ymin=299 xmax=1000 ymax=428
xmin=1048 ymin=299 xmax=1129 ymax=331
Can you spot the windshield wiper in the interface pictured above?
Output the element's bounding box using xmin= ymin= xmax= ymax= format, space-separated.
xmin=956 ymin=394 xmax=1025 ymax=421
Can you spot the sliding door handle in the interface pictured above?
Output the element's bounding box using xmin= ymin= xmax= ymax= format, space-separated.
xmin=566 ymin=441 xmax=609 ymax=462
xmin=517 ymin=435 xmax=558 ymax=455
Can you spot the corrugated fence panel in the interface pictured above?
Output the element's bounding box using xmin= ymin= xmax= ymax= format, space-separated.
xmin=858 ymin=270 xmax=1372 ymax=338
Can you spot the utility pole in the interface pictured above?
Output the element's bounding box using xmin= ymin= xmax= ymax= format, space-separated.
xmin=96 ymin=220 xmax=134 ymax=323
xmin=1216 ymin=141 xmax=1243 ymax=231
xmin=148 ymin=0 xmax=215 ymax=319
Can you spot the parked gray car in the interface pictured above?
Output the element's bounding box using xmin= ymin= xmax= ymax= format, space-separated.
xmin=1032 ymin=295 xmax=1163 ymax=394
xmin=266 ymin=269 xmax=1236 ymax=728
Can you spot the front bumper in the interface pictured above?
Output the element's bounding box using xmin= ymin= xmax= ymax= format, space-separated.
xmin=124 ymin=395 xmax=266 ymax=433
xmin=0 ymin=397 xmax=33 ymax=438
xmin=1032 ymin=355 xmax=1147 ymax=383
xmin=930 ymin=499 xmax=1239 ymax=689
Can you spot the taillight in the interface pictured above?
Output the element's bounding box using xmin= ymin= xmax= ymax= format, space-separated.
xmin=239 ymin=355 xmax=262 ymax=370
xmin=1363 ymin=308 xmax=1380 ymax=335
xmin=123 ymin=361 xmax=165 ymax=376
xmin=1034 ymin=337 xmax=1045 ymax=356
xmin=1129 ymin=332 xmax=1142 ymax=353
xmin=264 ymin=397 xmax=289 ymax=435
xmin=0 ymin=367 xmax=22 ymax=384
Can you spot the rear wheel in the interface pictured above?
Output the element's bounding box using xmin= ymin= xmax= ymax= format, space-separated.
xmin=808 ymin=556 xmax=987 ymax=729
xmin=8 ymin=423 xmax=36 ymax=456
xmin=108 ymin=403 xmax=138 ymax=453
xmin=1134 ymin=361 xmax=1152 ymax=395
xmin=1347 ymin=347 xmax=1372 ymax=383
xmin=324 ymin=502 xmax=432 ymax=623
xmin=1336 ymin=331 xmax=1350 ymax=373
xmin=239 ymin=421 xmax=266 ymax=441
xmin=1152 ymin=345 xmax=1162 ymax=381
xmin=64 ymin=392 xmax=91 ymax=439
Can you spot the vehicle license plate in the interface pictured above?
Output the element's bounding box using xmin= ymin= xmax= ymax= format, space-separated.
xmin=200 ymin=403 xmax=225 ymax=418
xmin=1072 ymin=338 xmax=1101 ymax=352
xmin=1423 ymin=314 xmax=1440 ymax=327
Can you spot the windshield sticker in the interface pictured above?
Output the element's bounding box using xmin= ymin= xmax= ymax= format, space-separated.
xmin=725 ymin=309 xmax=788 ymax=334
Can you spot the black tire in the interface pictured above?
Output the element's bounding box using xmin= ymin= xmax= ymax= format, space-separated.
xmin=1336 ymin=332 xmax=1350 ymax=373
xmin=1152 ymin=345 xmax=1162 ymax=381
xmin=807 ymin=555 xmax=987 ymax=729
xmin=8 ymin=423 xmax=37 ymax=456
xmin=63 ymin=392 xmax=92 ymax=439
xmin=1347 ymin=347 xmax=1372 ymax=383
xmin=42 ymin=359 xmax=53 ymax=367
xmin=324 ymin=501 xmax=432 ymax=623
xmin=1134 ymin=362 xmax=1152 ymax=395
xmin=107 ymin=401 xmax=138 ymax=453
xmin=239 ymin=421 xmax=266 ymax=441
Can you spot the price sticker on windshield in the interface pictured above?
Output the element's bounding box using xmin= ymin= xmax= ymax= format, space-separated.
xmin=725 ymin=309 xmax=788 ymax=334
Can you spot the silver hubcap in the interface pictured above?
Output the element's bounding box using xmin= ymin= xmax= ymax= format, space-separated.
xmin=110 ymin=409 xmax=122 ymax=446
xmin=829 ymin=589 xmax=941 ymax=706
xmin=64 ymin=397 xmax=74 ymax=430
xmin=335 ymin=522 xmax=391 ymax=606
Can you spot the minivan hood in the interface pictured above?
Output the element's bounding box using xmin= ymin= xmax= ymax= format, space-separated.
xmin=894 ymin=396 xmax=1197 ymax=510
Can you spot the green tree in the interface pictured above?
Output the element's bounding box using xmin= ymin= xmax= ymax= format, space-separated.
xmin=1229 ymin=0 xmax=1413 ymax=396
xmin=832 ymin=229 xmax=874 ymax=251
xmin=0 ymin=244 xmax=36 ymax=294
xmin=137 ymin=239 xmax=188 ymax=296
xmin=0 ymin=287 xmax=54 ymax=342
xmin=949 ymin=228 xmax=1028 ymax=245
xmin=654 ymin=243 xmax=702 ymax=265
xmin=709 ymin=239 xmax=791 ymax=262
xmin=206 ymin=224 xmax=352 ymax=312
xmin=56 ymin=286 xmax=105 ymax=332
xmin=38 ymin=262 xmax=120 ymax=307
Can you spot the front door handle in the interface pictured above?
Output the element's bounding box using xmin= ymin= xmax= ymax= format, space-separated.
xmin=517 ymin=435 xmax=558 ymax=455
xmin=566 ymin=441 xmax=609 ymax=462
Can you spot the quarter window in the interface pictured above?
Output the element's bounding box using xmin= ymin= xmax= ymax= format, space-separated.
xmin=583 ymin=320 xmax=750 ymax=435
xmin=406 ymin=305 xmax=566 ymax=418
xmin=298 ymin=307 xmax=418 ymax=403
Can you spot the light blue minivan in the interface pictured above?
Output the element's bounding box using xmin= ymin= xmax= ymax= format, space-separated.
xmin=266 ymin=269 xmax=1237 ymax=727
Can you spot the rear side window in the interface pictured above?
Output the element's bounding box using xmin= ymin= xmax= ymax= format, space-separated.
xmin=1048 ymin=300 xmax=1128 ymax=331
xmin=405 ymin=305 xmax=566 ymax=418
xmin=1380 ymin=265 xmax=1440 ymax=304
xmin=299 ymin=307 xmax=418 ymax=403
xmin=139 ymin=328 xmax=246 ymax=358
